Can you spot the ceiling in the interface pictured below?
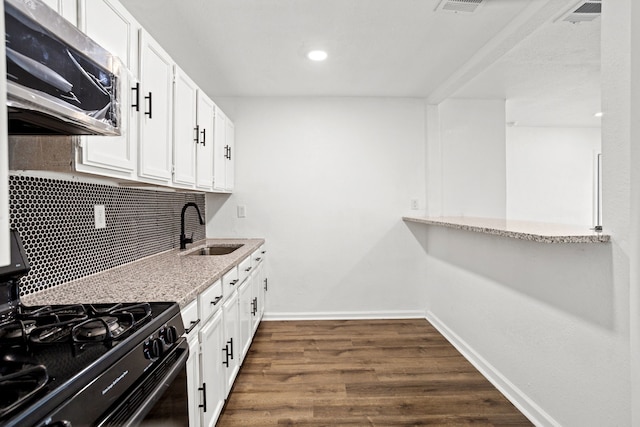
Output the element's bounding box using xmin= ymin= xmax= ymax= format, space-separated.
xmin=119 ymin=0 xmax=600 ymax=126
xmin=453 ymin=13 xmax=601 ymax=127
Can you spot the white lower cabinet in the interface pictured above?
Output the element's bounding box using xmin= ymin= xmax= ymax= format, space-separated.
xmin=238 ymin=276 xmax=253 ymax=361
xmin=200 ymin=310 xmax=226 ymax=427
xmin=251 ymin=262 xmax=265 ymax=334
xmin=186 ymin=334 xmax=201 ymax=427
xmin=222 ymin=291 xmax=240 ymax=396
xmin=182 ymin=251 xmax=265 ymax=426
xmin=181 ymin=301 xmax=202 ymax=427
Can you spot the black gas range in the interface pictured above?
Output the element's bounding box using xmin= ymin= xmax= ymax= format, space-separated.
xmin=0 ymin=231 xmax=188 ymax=426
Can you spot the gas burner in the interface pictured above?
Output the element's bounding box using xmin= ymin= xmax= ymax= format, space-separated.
xmin=70 ymin=303 xmax=152 ymax=343
xmin=72 ymin=316 xmax=128 ymax=342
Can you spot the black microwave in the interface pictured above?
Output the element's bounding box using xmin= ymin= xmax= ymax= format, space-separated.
xmin=4 ymin=0 xmax=121 ymax=135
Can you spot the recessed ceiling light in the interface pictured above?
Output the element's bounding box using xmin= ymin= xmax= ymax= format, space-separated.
xmin=594 ymin=111 xmax=603 ymax=118
xmin=307 ymin=50 xmax=328 ymax=61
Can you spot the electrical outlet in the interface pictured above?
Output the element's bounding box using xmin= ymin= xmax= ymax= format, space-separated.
xmin=237 ymin=205 xmax=246 ymax=218
xmin=410 ymin=199 xmax=419 ymax=210
xmin=94 ymin=205 xmax=106 ymax=229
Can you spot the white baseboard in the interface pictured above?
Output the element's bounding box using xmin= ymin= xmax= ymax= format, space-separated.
xmin=426 ymin=310 xmax=559 ymax=427
xmin=263 ymin=309 xmax=426 ymax=321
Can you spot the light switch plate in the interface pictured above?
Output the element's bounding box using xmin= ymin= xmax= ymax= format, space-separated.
xmin=94 ymin=205 xmax=106 ymax=229
xmin=237 ymin=205 xmax=246 ymax=218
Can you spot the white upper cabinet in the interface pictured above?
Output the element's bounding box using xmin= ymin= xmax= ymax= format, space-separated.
xmin=41 ymin=0 xmax=77 ymax=25
xmin=173 ymin=67 xmax=215 ymax=191
xmin=196 ymin=92 xmax=215 ymax=191
xmin=76 ymin=0 xmax=139 ymax=179
xmin=138 ymin=31 xmax=174 ymax=185
xmin=225 ymin=118 xmax=235 ymax=191
xmin=173 ymin=66 xmax=198 ymax=188
xmin=213 ymin=107 xmax=235 ymax=192
xmin=27 ymin=0 xmax=234 ymax=194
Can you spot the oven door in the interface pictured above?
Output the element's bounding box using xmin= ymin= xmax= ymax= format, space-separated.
xmin=97 ymin=338 xmax=189 ymax=427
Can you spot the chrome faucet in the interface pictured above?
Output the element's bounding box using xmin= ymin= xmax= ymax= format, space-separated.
xmin=180 ymin=202 xmax=205 ymax=250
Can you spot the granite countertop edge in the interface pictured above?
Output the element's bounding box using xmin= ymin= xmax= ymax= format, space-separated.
xmin=21 ymin=238 xmax=265 ymax=309
xmin=402 ymin=216 xmax=610 ymax=244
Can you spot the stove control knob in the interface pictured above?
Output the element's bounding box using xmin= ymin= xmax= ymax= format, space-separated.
xmin=161 ymin=326 xmax=178 ymax=345
xmin=144 ymin=338 xmax=163 ymax=360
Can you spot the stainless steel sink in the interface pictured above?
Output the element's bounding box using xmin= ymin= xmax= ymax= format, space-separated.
xmin=188 ymin=245 xmax=243 ymax=256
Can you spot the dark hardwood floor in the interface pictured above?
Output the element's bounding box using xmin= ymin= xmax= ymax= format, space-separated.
xmin=217 ymin=319 xmax=533 ymax=426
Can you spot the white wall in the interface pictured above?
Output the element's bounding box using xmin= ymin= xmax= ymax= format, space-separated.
xmin=206 ymin=97 xmax=427 ymax=318
xmin=631 ymin=0 xmax=640 ymax=422
xmin=439 ymin=99 xmax=506 ymax=218
xmin=415 ymin=6 xmax=631 ymax=425
xmin=506 ymin=126 xmax=601 ymax=227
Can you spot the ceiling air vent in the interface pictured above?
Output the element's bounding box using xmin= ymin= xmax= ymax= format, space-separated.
xmin=435 ymin=0 xmax=485 ymax=14
xmin=557 ymin=0 xmax=602 ymax=23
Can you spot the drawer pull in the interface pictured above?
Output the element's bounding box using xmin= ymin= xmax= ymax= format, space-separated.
xmin=245 ymin=267 xmax=252 ymax=272
xmin=222 ymin=344 xmax=230 ymax=367
xmin=198 ymin=382 xmax=207 ymax=412
xmin=131 ymin=82 xmax=140 ymax=111
xmin=254 ymin=257 xmax=261 ymax=262
xmin=144 ymin=91 xmax=153 ymax=118
xmin=229 ymin=279 xmax=239 ymax=286
xmin=185 ymin=318 xmax=201 ymax=334
xmin=211 ymin=295 xmax=223 ymax=306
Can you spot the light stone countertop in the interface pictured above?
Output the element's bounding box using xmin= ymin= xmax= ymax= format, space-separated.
xmin=402 ymin=216 xmax=610 ymax=243
xmin=21 ymin=238 xmax=265 ymax=308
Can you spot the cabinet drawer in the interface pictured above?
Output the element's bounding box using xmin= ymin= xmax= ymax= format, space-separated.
xmin=238 ymin=256 xmax=252 ymax=285
xmin=222 ymin=267 xmax=239 ymax=297
xmin=181 ymin=300 xmax=200 ymax=340
xmin=251 ymin=245 xmax=264 ymax=267
xmin=199 ymin=279 xmax=223 ymax=323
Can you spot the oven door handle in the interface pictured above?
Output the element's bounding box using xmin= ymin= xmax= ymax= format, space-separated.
xmin=96 ymin=338 xmax=189 ymax=426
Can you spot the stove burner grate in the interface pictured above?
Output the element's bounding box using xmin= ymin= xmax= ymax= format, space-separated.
xmin=0 ymin=354 xmax=48 ymax=418
xmin=72 ymin=303 xmax=152 ymax=343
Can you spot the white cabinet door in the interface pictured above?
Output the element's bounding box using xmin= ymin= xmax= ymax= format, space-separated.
xmin=41 ymin=0 xmax=77 ymax=25
xmin=138 ymin=31 xmax=173 ymax=185
xmin=186 ymin=335 xmax=201 ymax=427
xmin=173 ymin=66 xmax=198 ymax=188
xmin=213 ymin=106 xmax=227 ymax=192
xmin=222 ymin=291 xmax=240 ymax=396
xmin=224 ymin=118 xmax=235 ymax=191
xmin=196 ymin=92 xmax=215 ymax=190
xmin=181 ymin=300 xmax=202 ymax=427
xmin=77 ymin=0 xmax=138 ymax=179
xmin=251 ymin=262 xmax=263 ymax=334
xmin=238 ymin=277 xmax=253 ymax=362
xmin=213 ymin=106 xmax=235 ymax=192
xmin=200 ymin=310 xmax=225 ymax=427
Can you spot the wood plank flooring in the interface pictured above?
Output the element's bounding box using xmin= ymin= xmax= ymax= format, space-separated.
xmin=217 ymin=319 xmax=533 ymax=426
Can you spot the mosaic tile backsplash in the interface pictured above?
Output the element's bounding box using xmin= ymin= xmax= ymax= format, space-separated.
xmin=9 ymin=174 xmax=206 ymax=296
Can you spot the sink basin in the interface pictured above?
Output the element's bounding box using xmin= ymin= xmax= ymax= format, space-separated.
xmin=188 ymin=245 xmax=243 ymax=256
